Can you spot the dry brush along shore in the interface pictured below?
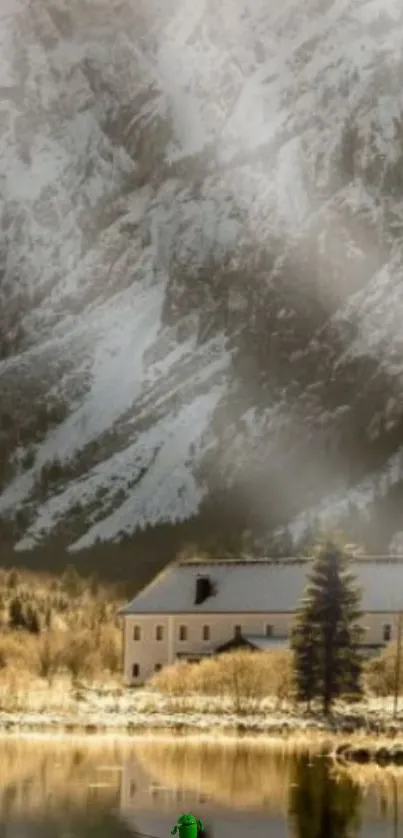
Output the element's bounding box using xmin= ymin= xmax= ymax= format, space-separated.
xmin=2 ymin=684 xmax=403 ymax=758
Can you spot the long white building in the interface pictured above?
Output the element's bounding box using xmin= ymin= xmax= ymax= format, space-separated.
xmin=120 ymin=556 xmax=403 ymax=684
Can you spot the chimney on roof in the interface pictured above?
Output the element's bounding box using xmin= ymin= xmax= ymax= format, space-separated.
xmin=195 ymin=575 xmax=212 ymax=605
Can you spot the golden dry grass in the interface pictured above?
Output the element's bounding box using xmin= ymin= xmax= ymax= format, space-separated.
xmin=0 ymin=567 xmax=123 ymax=697
xmin=365 ymin=643 xmax=403 ymax=696
xmin=148 ymin=644 xmax=403 ymax=722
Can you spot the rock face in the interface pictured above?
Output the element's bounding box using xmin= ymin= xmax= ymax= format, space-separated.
xmin=1 ymin=0 xmax=403 ymax=559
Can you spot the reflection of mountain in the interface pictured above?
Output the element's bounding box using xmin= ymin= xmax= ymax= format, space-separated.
xmin=127 ymin=739 xmax=293 ymax=813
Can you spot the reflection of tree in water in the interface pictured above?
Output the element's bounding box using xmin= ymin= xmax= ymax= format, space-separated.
xmin=0 ymin=742 xmax=120 ymax=820
xmin=288 ymin=756 xmax=362 ymax=838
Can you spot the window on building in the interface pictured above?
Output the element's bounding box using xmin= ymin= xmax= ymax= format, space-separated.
xmin=179 ymin=625 xmax=187 ymax=641
xmin=130 ymin=782 xmax=136 ymax=798
xmin=383 ymin=624 xmax=392 ymax=642
xmin=155 ymin=663 xmax=162 ymax=672
xmin=265 ymin=624 xmax=273 ymax=637
xmin=202 ymin=625 xmax=210 ymax=641
xmin=133 ymin=625 xmax=141 ymax=641
xmin=156 ymin=625 xmax=164 ymax=641
xmin=132 ymin=663 xmax=139 ymax=678
xmin=234 ymin=624 xmax=241 ymax=638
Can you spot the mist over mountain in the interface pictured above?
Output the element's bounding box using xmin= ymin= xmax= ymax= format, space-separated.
xmin=1 ymin=0 xmax=403 ymax=576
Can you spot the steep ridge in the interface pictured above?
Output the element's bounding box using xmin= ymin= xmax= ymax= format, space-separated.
xmin=1 ymin=0 xmax=403 ymax=568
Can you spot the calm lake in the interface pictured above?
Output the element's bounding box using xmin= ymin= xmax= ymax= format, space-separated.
xmin=0 ymin=736 xmax=401 ymax=838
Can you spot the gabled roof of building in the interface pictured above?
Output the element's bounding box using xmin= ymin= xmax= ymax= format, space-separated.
xmin=215 ymin=634 xmax=289 ymax=653
xmin=120 ymin=556 xmax=403 ymax=615
xmin=243 ymin=635 xmax=289 ymax=651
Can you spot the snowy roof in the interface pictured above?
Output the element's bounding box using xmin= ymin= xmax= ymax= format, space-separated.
xmin=121 ymin=557 xmax=403 ymax=615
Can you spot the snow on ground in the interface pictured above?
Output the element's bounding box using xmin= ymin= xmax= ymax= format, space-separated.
xmin=0 ymin=283 xmax=165 ymax=506
xmin=274 ymin=138 xmax=311 ymax=231
xmin=283 ymin=448 xmax=403 ymax=546
xmin=335 ymin=259 xmax=403 ymax=367
xmin=68 ymin=385 xmax=227 ymax=550
xmin=14 ymin=345 xmax=230 ymax=550
xmin=1 ymin=685 xmax=403 ymax=737
xmin=0 ymin=8 xmax=20 ymax=87
xmin=36 ymin=285 xmax=164 ymax=465
xmin=0 ymin=152 xmax=238 ymax=550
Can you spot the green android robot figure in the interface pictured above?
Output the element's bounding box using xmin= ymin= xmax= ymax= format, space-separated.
xmin=171 ymin=813 xmax=204 ymax=838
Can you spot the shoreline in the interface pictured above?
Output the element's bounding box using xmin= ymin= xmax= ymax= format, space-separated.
xmin=2 ymin=683 xmax=403 ymax=765
xmin=1 ymin=710 xmax=403 ymax=765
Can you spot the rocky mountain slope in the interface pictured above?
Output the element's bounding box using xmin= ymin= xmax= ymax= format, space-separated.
xmin=1 ymin=0 xmax=403 ymax=568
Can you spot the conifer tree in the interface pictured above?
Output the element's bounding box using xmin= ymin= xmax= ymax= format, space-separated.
xmin=291 ymin=538 xmax=364 ymax=714
xmin=291 ymin=607 xmax=318 ymax=709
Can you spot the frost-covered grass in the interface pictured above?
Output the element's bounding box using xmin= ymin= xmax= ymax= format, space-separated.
xmin=1 ymin=678 xmax=403 ymax=741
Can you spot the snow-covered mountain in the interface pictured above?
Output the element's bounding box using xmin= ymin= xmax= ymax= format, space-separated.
xmin=1 ymin=0 xmax=403 ymax=562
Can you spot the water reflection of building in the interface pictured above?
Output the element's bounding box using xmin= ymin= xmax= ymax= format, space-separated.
xmin=120 ymin=758 xmax=212 ymax=813
xmin=119 ymin=758 xmax=287 ymax=838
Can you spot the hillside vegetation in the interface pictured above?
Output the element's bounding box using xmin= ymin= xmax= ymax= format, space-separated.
xmin=0 ymin=565 xmax=123 ymax=688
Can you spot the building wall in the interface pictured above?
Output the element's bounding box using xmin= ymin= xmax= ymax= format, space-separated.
xmin=120 ymin=758 xmax=212 ymax=814
xmin=123 ymin=614 xmax=173 ymax=683
xmin=361 ymin=612 xmax=396 ymax=644
xmin=123 ymin=611 xmax=398 ymax=684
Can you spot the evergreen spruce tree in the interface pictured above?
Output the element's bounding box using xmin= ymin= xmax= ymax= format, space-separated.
xmin=291 ymin=607 xmax=318 ymax=709
xmin=291 ymin=538 xmax=364 ymax=715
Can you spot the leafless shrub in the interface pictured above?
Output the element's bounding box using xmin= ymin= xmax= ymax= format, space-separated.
xmin=149 ymin=649 xmax=294 ymax=712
